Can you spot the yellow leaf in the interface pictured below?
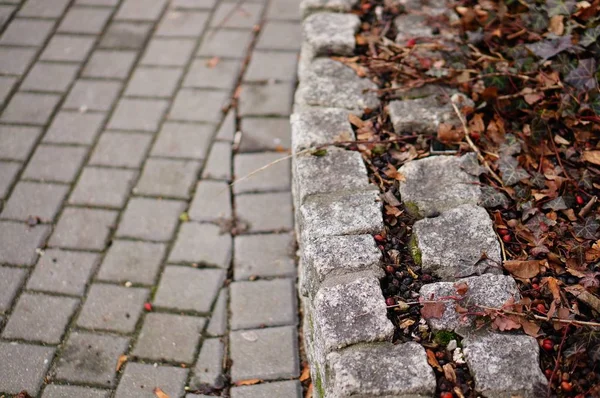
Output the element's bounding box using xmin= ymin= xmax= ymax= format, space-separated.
xmin=153 ymin=387 xmax=170 ymax=398
xmin=583 ymin=151 xmax=600 ymax=166
xmin=116 ymin=355 xmax=128 ymax=372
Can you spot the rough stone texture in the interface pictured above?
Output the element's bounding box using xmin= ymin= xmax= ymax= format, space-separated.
xmin=300 ymin=0 xmax=356 ymax=17
xmin=231 ymin=381 xmax=302 ymax=398
xmin=463 ymin=332 xmax=548 ymax=398
xmin=191 ymin=338 xmax=225 ymax=389
xmin=398 ymin=154 xmax=481 ymax=218
xmin=325 ymin=342 xmax=437 ymax=397
xmin=413 ymin=204 xmax=501 ymax=280
xmin=301 ymin=234 xmax=382 ymax=298
xmin=303 ymin=12 xmax=359 ymax=58
xmin=298 ymin=190 xmax=383 ymax=240
xmin=0 ymin=342 xmax=55 ymax=395
xmin=419 ymin=274 xmax=520 ymax=334
xmin=290 ymin=107 xmax=353 ymax=152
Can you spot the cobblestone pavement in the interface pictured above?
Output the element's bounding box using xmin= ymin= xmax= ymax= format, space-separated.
xmin=0 ymin=0 xmax=302 ymax=396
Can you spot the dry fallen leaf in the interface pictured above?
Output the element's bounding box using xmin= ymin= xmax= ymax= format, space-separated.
xmin=493 ymin=315 xmax=521 ymax=331
xmin=421 ymin=301 xmax=446 ymax=319
xmin=348 ymin=113 xmax=364 ymax=128
xmin=520 ymin=319 xmax=541 ymax=336
xmin=116 ymin=354 xmax=128 ymax=372
xmin=299 ymin=364 xmax=311 ymax=382
xmin=153 ymin=387 xmax=170 ymax=398
xmin=443 ymin=363 xmax=457 ymax=384
xmin=454 ymin=281 xmax=469 ymax=296
xmin=235 ymin=379 xmax=262 ymax=386
xmin=305 ymin=383 xmax=313 ymax=398
xmin=426 ymin=349 xmax=442 ymax=371
xmin=503 ymin=260 xmax=542 ymax=279
xmin=437 ymin=123 xmax=464 ymax=143
xmin=582 ymin=151 xmax=600 ymax=166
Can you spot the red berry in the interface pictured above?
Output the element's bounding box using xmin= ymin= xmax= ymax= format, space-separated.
xmin=406 ymin=38 xmax=416 ymax=47
xmin=576 ymin=195 xmax=584 ymax=205
xmin=385 ymin=297 xmax=395 ymax=306
xmin=542 ymin=339 xmax=554 ymax=351
xmin=385 ymin=265 xmax=395 ymax=274
xmin=378 ymin=245 xmax=385 ymax=251
xmin=561 ymin=381 xmax=573 ymax=392
xmin=374 ymin=234 xmax=385 ymax=242
xmin=502 ymin=234 xmax=512 ymax=243
xmin=440 ymin=393 xmax=453 ymax=398
xmin=144 ymin=302 xmax=152 ymax=311
xmin=498 ymin=228 xmax=509 ymax=236
xmin=532 ymin=283 xmax=539 ymax=290
xmin=536 ymin=303 xmax=546 ymax=313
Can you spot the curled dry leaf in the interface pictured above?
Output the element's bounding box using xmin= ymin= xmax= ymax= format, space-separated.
xmin=437 ymin=123 xmax=465 ymax=143
xmin=348 ymin=113 xmax=365 ymax=128
xmin=235 ymin=379 xmax=262 ymax=386
xmin=116 ymin=354 xmax=128 ymax=372
xmin=153 ymin=387 xmax=170 ymax=398
xmin=299 ymin=364 xmax=311 ymax=382
xmin=582 ymin=151 xmax=600 ymax=166
xmin=426 ymin=349 xmax=443 ymax=371
xmin=503 ymin=260 xmax=542 ymax=279
xmin=443 ymin=363 xmax=457 ymax=384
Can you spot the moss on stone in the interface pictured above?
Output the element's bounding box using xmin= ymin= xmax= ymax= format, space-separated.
xmin=314 ymin=363 xmax=325 ymax=397
xmin=434 ymin=330 xmax=459 ymax=346
xmin=409 ymin=234 xmax=422 ymax=266
xmin=404 ymin=201 xmax=421 ymax=219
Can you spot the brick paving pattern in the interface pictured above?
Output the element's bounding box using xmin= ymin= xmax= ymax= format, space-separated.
xmin=0 ymin=0 xmax=302 ymax=396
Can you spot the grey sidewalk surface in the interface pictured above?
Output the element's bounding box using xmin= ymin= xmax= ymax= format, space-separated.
xmin=0 ymin=0 xmax=303 ymax=397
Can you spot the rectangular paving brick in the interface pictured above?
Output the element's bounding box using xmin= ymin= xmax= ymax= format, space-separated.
xmin=21 ymin=62 xmax=78 ymax=93
xmin=89 ymin=132 xmax=153 ymax=169
xmin=99 ymin=21 xmax=153 ymax=50
xmin=108 ymin=98 xmax=169 ymax=131
xmin=97 ymin=240 xmax=166 ymax=285
xmin=0 ymin=222 xmax=50 ymax=266
xmin=230 ymin=326 xmax=299 ymax=382
xmin=0 ymin=126 xmax=42 ymax=161
xmin=49 ymin=208 xmax=118 ymax=250
xmin=234 ymin=233 xmax=295 ymax=280
xmin=266 ymin=0 xmax=302 ymax=20
xmin=77 ymin=0 xmax=119 ymax=5
xmin=169 ymin=222 xmax=232 ymax=267
xmin=63 ymin=80 xmax=122 ymax=112
xmin=245 ymin=51 xmax=298 ymax=82
xmin=0 ymin=162 xmax=20 ymax=199
xmin=169 ymin=89 xmax=228 ymax=123
xmin=82 ymin=50 xmax=137 ymax=79
xmin=210 ymin=3 xmax=263 ymax=28
xmin=43 ymin=112 xmax=106 ymax=145
xmin=42 ymin=385 xmax=110 ymax=398
xmin=0 ymin=266 xmax=26 ymax=312
xmin=18 ymin=0 xmax=69 ymax=18
xmin=188 ymin=180 xmax=232 ymax=222
xmin=58 ymin=7 xmax=112 ymax=34
xmin=27 ymin=249 xmax=100 ymax=296
xmin=206 ymin=287 xmax=227 ymax=336
xmin=69 ymin=167 xmax=137 ymax=208
xmin=23 ymin=145 xmax=88 ymax=183
xmin=236 ymin=192 xmax=293 ymax=233
xmin=156 ymin=10 xmax=209 ymax=37
xmin=173 ymin=0 xmax=217 ymax=8
xmin=153 ymin=266 xmax=225 ymax=313
xmin=239 ymin=83 xmax=293 ymax=116
xmin=151 ymin=122 xmax=213 ymax=159
xmin=0 ymin=342 xmax=55 ymax=395
xmin=239 ymin=117 xmax=291 ymax=152
xmin=0 ymin=19 xmax=54 ymax=46
xmin=77 ymin=284 xmax=148 ymax=333
xmin=183 ymin=58 xmax=241 ymax=90
xmin=2 ymin=92 xmax=61 ymax=125
xmin=115 ymin=0 xmax=167 ymax=21
xmin=191 ymin=338 xmax=224 ymax=389
xmin=2 ymin=293 xmax=78 ymax=343
xmin=256 ymin=21 xmax=302 ymax=50
xmin=0 ymin=47 xmax=36 ymax=75
xmin=132 ymin=313 xmax=206 ymax=364
xmin=0 ymin=75 xmax=16 ymax=103
xmin=54 ymin=331 xmax=129 ymax=386
xmin=202 ymin=141 xmax=232 ymax=181
xmin=115 ymin=363 xmax=188 ymax=398
xmin=0 ymin=6 xmax=15 ymax=29
xmin=135 ymin=158 xmax=200 ymax=199
xmin=125 ymin=66 xmax=183 ymax=98
xmin=1 ymin=181 xmax=68 ymax=222
xmin=40 ymin=35 xmax=96 ymax=62
xmin=231 ymin=381 xmax=302 ymax=398
xmin=116 ymin=197 xmax=186 ymax=241
xmin=197 ymin=29 xmax=253 ymax=58
xmin=215 ymin=110 xmax=235 ymax=142
xmin=141 ymin=38 xmax=196 ymax=66
xmin=233 ymin=152 xmax=290 ymax=194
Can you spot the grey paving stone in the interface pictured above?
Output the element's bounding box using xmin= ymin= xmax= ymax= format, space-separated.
xmin=100 ymin=22 xmax=153 ymax=50
xmin=89 ymin=132 xmax=153 ymax=169
xmin=0 ymin=222 xmax=50 ymax=266
xmin=63 ymin=80 xmax=122 ymax=112
xmin=173 ymin=0 xmax=216 ymax=8
xmin=117 ymin=198 xmax=185 ymax=241
xmin=234 ymin=233 xmax=295 ymax=280
xmin=236 ymin=192 xmax=293 ymax=233
xmin=413 ymin=204 xmax=501 ymax=280
xmin=58 ymin=7 xmax=112 ymax=34
xmin=190 ymin=338 xmax=225 ymax=389
xmin=197 ymin=29 xmax=253 ymax=58
xmin=153 ymin=266 xmax=225 ymax=313
xmin=233 ymin=152 xmax=290 ymax=194
xmin=299 ymin=190 xmax=383 ymax=240
xmin=169 ymin=222 xmax=232 ymax=267
xmin=300 ymin=0 xmax=356 ymax=17
xmin=18 ymin=0 xmax=69 ymax=17
xmin=134 ymin=158 xmax=200 ymax=199
xmin=42 ymin=385 xmax=110 ymax=398
xmin=44 ymin=111 xmax=106 ymax=145
xmin=202 ymin=141 xmax=231 ymax=181
xmin=77 ymin=284 xmax=148 ymax=333
xmin=215 ymin=110 xmax=235 ymax=142
xmin=230 ymin=326 xmax=299 ymax=382
xmin=133 ymin=313 xmax=206 ymax=364
xmin=231 ymin=279 xmax=297 ymax=329
xmin=0 ymin=47 xmax=36 ymax=75
xmin=183 ymin=58 xmax=241 ymax=90
xmin=303 ymin=12 xmax=359 ymax=57
xmin=21 ymin=62 xmax=78 ymax=93
xmin=245 ymin=51 xmax=298 ymax=82
xmin=0 ymin=126 xmax=42 ymax=161
xmin=0 ymin=162 xmax=19 ymax=199
xmin=0 ymin=266 xmax=26 ymax=312
xmin=210 ymin=3 xmax=262 ymax=28
xmin=326 ymin=343 xmax=436 ymax=397
xmin=206 ymin=288 xmax=227 ymax=336
xmin=23 ymin=145 xmax=87 ymax=183
xmin=49 ymin=208 xmax=118 ymax=251
xmin=115 ymin=0 xmax=168 ymax=21
xmin=141 ymin=38 xmax=196 ymax=66
xmin=156 ymin=10 xmax=209 ymax=37
xmin=239 ymin=83 xmax=293 ymax=116
xmin=2 ymin=293 xmax=78 ymax=343
xmin=54 ymin=331 xmax=129 ymax=386
xmin=69 ymin=167 xmax=137 ymax=208
xmin=188 ymin=180 xmax=231 ymax=222
xmin=2 ymin=92 xmax=61 ymax=125
xmin=77 ymin=0 xmax=119 ymax=5
xmin=0 ymin=5 xmax=15 ymax=29
xmin=125 ymin=67 xmax=183 ymax=98
xmin=151 ymin=122 xmax=213 ymax=159
xmin=266 ymin=0 xmax=302 ymax=20
xmin=0 ymin=342 xmax=54 ymax=395
xmin=40 ymin=35 xmax=95 ymax=62
xmin=256 ymin=21 xmax=301 ymax=51
xmin=108 ymin=98 xmax=169 ymax=132
xmin=27 ymin=249 xmax=100 ymax=296
xmin=97 ymin=240 xmax=166 ymax=285
xmin=231 ymin=381 xmax=302 ymax=398
xmin=0 ymin=75 xmax=16 ymax=103
xmin=0 ymin=19 xmax=53 ymax=46
xmin=115 ymin=363 xmax=188 ymax=398
xmin=394 ymin=14 xmax=440 ymax=44
xmin=169 ymin=89 xmax=228 ymax=123
xmin=1 ymin=181 xmax=68 ymax=222
xmin=82 ymin=50 xmax=137 ymax=79
xmin=463 ymin=332 xmax=547 ymax=398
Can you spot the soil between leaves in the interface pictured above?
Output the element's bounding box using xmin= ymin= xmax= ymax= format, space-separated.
xmin=331 ymin=0 xmax=600 ymax=396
